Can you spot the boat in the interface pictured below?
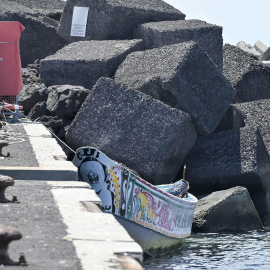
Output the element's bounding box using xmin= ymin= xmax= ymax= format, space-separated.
xmin=73 ymin=146 xmax=198 ymax=256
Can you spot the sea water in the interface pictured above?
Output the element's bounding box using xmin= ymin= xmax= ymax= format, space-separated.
xmin=143 ymin=231 xmax=270 ymax=270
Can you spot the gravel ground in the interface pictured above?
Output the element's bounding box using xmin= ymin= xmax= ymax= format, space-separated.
xmin=0 ymin=123 xmax=39 ymax=167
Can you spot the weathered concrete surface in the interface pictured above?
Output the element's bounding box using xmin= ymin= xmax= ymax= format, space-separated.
xmin=184 ymin=128 xmax=265 ymax=197
xmin=212 ymin=99 xmax=270 ymax=226
xmin=49 ymin=181 xmax=143 ymax=270
xmin=58 ymin=0 xmax=185 ymax=43
xmin=1 ymin=181 xmax=82 ymax=270
xmin=134 ymin=19 xmax=223 ymax=70
xmin=2 ymin=180 xmax=143 ymax=270
xmin=0 ymin=0 xmax=66 ymax=67
xmin=19 ymin=84 xmax=49 ymax=114
xmin=115 ymin=41 xmax=235 ymax=135
xmin=223 ymin=44 xmax=270 ymax=103
xmin=65 ymin=78 xmax=197 ymax=185
xmin=40 ymin=39 xmax=143 ymax=89
xmin=193 ymin=187 xmax=263 ymax=233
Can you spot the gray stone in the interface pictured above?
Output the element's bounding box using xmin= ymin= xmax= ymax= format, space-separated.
xmin=57 ymin=0 xmax=185 ymax=43
xmin=40 ymin=39 xmax=144 ymax=89
xmin=254 ymin=40 xmax=270 ymax=61
xmin=236 ymin=41 xmax=261 ymax=58
xmin=134 ymin=19 xmax=223 ymax=70
xmin=223 ymin=44 xmax=270 ymax=103
xmin=65 ymin=78 xmax=197 ymax=185
xmin=184 ymin=128 xmax=265 ymax=196
xmin=19 ymin=84 xmax=49 ymax=114
xmin=193 ymin=187 xmax=263 ymax=233
xmin=28 ymin=101 xmax=47 ymax=120
xmin=0 ymin=1 xmax=66 ymax=67
xmin=46 ymin=85 xmax=91 ymax=119
xmin=210 ymin=99 xmax=270 ymax=226
xmin=115 ymin=41 xmax=235 ymax=135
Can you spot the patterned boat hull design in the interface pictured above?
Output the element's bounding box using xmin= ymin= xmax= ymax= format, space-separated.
xmin=73 ymin=147 xmax=198 ymax=255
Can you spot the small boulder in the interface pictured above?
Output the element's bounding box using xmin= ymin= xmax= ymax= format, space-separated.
xmin=134 ymin=19 xmax=223 ymax=70
xmin=115 ymin=41 xmax=235 ymax=135
xmin=19 ymin=84 xmax=49 ymax=115
xmin=46 ymin=85 xmax=91 ymax=119
xmin=193 ymin=187 xmax=263 ymax=233
xmin=40 ymin=40 xmax=144 ymax=89
xmin=65 ymin=78 xmax=197 ymax=185
xmin=28 ymin=101 xmax=47 ymax=120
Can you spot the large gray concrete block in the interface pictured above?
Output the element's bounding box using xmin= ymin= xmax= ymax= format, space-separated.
xmin=134 ymin=19 xmax=223 ymax=70
xmin=184 ymin=128 xmax=265 ymax=196
xmin=0 ymin=1 xmax=66 ymax=67
xmin=216 ymin=99 xmax=270 ymax=149
xmin=40 ymin=39 xmax=143 ymax=89
xmin=57 ymin=0 xmax=185 ymax=43
xmin=254 ymin=40 xmax=270 ymax=61
xmin=115 ymin=41 xmax=235 ymax=135
xmin=223 ymin=44 xmax=270 ymax=103
xmin=193 ymin=187 xmax=263 ymax=233
xmin=65 ymin=78 xmax=197 ymax=185
xmin=212 ymin=99 xmax=270 ymax=226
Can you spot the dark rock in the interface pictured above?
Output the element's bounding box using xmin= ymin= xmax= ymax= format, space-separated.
xmin=22 ymin=60 xmax=41 ymax=85
xmin=58 ymin=0 xmax=185 ymax=43
xmin=19 ymin=84 xmax=49 ymax=114
xmin=184 ymin=128 xmax=265 ymax=196
xmin=223 ymin=44 xmax=270 ymax=103
xmin=0 ymin=0 xmax=66 ymax=67
xmin=217 ymin=99 xmax=270 ymax=151
xmin=115 ymin=41 xmax=235 ymax=135
xmin=28 ymin=101 xmax=47 ymax=120
xmin=65 ymin=78 xmax=197 ymax=185
xmin=40 ymin=40 xmax=144 ymax=89
xmin=46 ymin=85 xmax=91 ymax=119
xmin=134 ymin=19 xmax=223 ymax=70
xmin=193 ymin=187 xmax=263 ymax=233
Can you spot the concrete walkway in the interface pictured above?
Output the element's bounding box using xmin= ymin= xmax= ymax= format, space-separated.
xmin=0 ymin=120 xmax=143 ymax=269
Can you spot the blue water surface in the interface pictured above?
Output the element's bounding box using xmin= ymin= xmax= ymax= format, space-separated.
xmin=143 ymin=231 xmax=270 ymax=270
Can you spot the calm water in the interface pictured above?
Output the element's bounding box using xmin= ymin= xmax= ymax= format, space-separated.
xmin=143 ymin=231 xmax=270 ymax=270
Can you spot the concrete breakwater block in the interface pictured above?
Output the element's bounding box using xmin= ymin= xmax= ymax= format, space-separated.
xmin=58 ymin=0 xmax=185 ymax=43
xmin=217 ymin=99 xmax=270 ymax=155
xmin=115 ymin=41 xmax=235 ymax=135
xmin=0 ymin=3 xmax=66 ymax=67
xmin=184 ymin=128 xmax=266 ymax=196
xmin=40 ymin=39 xmax=143 ymax=89
xmin=223 ymin=44 xmax=270 ymax=103
xmin=193 ymin=187 xmax=263 ymax=233
xmin=254 ymin=40 xmax=270 ymax=61
xmin=134 ymin=19 xmax=223 ymax=70
xmin=65 ymin=78 xmax=197 ymax=185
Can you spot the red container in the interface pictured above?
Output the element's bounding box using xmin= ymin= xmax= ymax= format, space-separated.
xmin=0 ymin=22 xmax=25 ymax=96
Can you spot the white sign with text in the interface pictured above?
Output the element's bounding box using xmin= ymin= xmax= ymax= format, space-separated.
xmin=70 ymin=6 xmax=89 ymax=37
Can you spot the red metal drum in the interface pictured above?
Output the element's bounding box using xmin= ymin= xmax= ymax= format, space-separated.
xmin=0 ymin=22 xmax=25 ymax=96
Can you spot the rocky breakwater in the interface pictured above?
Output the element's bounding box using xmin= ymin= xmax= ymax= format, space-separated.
xmin=16 ymin=0 xmax=270 ymax=232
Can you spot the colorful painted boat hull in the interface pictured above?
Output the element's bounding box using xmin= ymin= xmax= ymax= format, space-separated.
xmin=73 ymin=147 xmax=198 ymax=255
